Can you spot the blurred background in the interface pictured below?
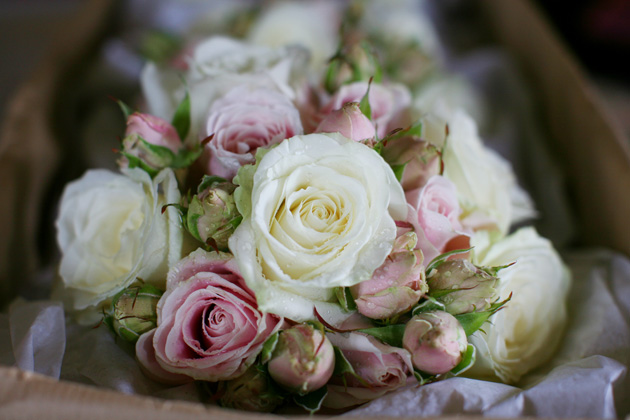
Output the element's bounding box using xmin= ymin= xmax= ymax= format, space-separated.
xmin=0 ymin=0 xmax=628 ymax=137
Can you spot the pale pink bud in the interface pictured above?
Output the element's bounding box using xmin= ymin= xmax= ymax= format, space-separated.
xmin=315 ymin=102 xmax=376 ymax=141
xmin=268 ymin=324 xmax=335 ymax=394
xmin=125 ymin=113 xmax=181 ymax=152
xmin=120 ymin=113 xmax=182 ymax=170
xmin=350 ymin=231 xmax=427 ymax=320
xmin=403 ymin=311 xmax=467 ymax=375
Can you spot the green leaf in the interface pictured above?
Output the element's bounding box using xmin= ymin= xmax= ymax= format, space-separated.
xmin=359 ymin=80 xmax=372 ymax=120
xmin=357 ymin=324 xmax=406 ymax=348
xmin=116 ymin=100 xmax=134 ymax=120
xmin=455 ymin=295 xmax=511 ymax=336
xmin=197 ymin=175 xmax=228 ymax=193
xmin=260 ymin=332 xmax=279 ymax=364
xmin=450 ymin=344 xmax=476 ymax=376
xmin=335 ymin=287 xmax=357 ymax=312
xmin=412 ymin=297 xmax=446 ymax=316
xmin=425 ymin=247 xmax=473 ymax=276
xmin=293 ymin=386 xmax=328 ymax=413
xmin=171 ymin=91 xmax=191 ymax=141
xmin=391 ymin=163 xmax=407 ymax=183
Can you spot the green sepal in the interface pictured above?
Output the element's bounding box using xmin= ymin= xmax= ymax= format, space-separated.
xmin=359 ymin=80 xmax=372 ymax=120
xmin=450 ymin=344 xmax=476 ymax=376
xmin=116 ymin=99 xmax=134 ymax=120
xmin=335 ymin=287 xmax=357 ymax=312
xmin=171 ymin=90 xmax=191 ymax=141
xmin=413 ymin=369 xmax=436 ymax=386
xmin=197 ymin=175 xmax=229 ymax=194
xmin=333 ymin=345 xmax=356 ymax=377
xmin=455 ymin=295 xmax=511 ymax=336
xmin=121 ymin=152 xmax=159 ymax=177
xmin=412 ymin=296 xmax=446 ymax=316
xmin=171 ymin=147 xmax=203 ymax=169
xmin=425 ymin=247 xmax=474 ymax=275
xmin=260 ymin=331 xmax=280 ymax=365
xmin=185 ymin=195 xmax=204 ymax=242
xmin=357 ymin=324 xmax=406 ymax=348
xmin=138 ymin=136 xmax=177 ymax=161
xmin=481 ymin=262 xmax=515 ymax=277
xmin=293 ymin=386 xmax=328 ymax=413
xmin=391 ymin=163 xmax=407 ymax=183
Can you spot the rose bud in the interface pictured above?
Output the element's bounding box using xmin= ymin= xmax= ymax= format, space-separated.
xmin=119 ymin=112 xmax=182 ymax=171
xmin=350 ymin=231 xmax=427 ymax=320
xmin=109 ymin=283 xmax=163 ymax=343
xmin=187 ymin=180 xmax=240 ymax=250
xmin=315 ymin=102 xmax=375 ymax=142
xmin=267 ymin=324 xmax=335 ymax=394
xmin=402 ymin=310 xmax=468 ymax=375
xmin=218 ymin=366 xmax=283 ymax=412
xmin=427 ymin=259 xmax=499 ymax=315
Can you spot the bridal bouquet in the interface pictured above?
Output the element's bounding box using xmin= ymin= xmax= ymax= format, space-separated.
xmin=54 ymin=1 xmax=570 ymax=413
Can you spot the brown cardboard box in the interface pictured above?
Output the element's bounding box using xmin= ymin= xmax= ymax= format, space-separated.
xmin=0 ymin=0 xmax=629 ymax=418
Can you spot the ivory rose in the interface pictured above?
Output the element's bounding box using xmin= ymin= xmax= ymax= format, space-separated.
xmin=322 ymin=81 xmax=411 ymax=138
xmin=229 ymin=133 xmax=407 ymax=321
xmin=55 ymin=168 xmax=182 ymax=313
xmin=202 ymin=85 xmax=303 ymax=179
xmin=324 ymin=332 xmax=416 ymax=409
xmin=466 ymin=227 xmax=571 ymax=383
xmin=141 ymin=36 xmax=308 ymax=143
xmin=146 ymin=249 xmax=283 ymax=381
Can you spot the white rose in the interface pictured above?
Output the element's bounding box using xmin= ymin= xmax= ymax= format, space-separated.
xmin=141 ymin=36 xmax=309 ymax=142
xmin=229 ymin=133 xmax=407 ymax=321
xmin=247 ymin=1 xmax=341 ymax=68
xmin=55 ymin=168 xmax=183 ymax=312
xmin=419 ymin=110 xmax=535 ymax=234
xmin=466 ymin=227 xmax=571 ymax=383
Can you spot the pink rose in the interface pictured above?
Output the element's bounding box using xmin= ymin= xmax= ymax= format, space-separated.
xmin=143 ymin=249 xmax=283 ymax=382
xmin=406 ymin=175 xmax=470 ymax=263
xmin=202 ymin=85 xmax=303 ymax=180
xmin=315 ymin=102 xmax=375 ymax=141
xmin=324 ymin=332 xmax=416 ymax=409
xmin=350 ymin=231 xmax=427 ymax=320
xmin=322 ymin=81 xmax=411 ymax=138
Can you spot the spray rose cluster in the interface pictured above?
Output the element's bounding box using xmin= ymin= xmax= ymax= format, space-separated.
xmin=54 ymin=0 xmax=570 ymax=414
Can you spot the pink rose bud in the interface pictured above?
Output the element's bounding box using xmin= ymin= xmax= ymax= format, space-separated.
xmin=120 ymin=112 xmax=182 ymax=170
xmin=187 ymin=180 xmax=240 ymax=250
xmin=427 ymin=259 xmax=499 ymax=315
xmin=268 ymin=324 xmax=335 ymax=394
xmin=315 ymin=102 xmax=376 ymax=142
xmin=403 ymin=310 xmax=468 ymax=375
xmin=218 ymin=366 xmax=284 ymax=412
xmin=350 ymin=231 xmax=427 ymax=320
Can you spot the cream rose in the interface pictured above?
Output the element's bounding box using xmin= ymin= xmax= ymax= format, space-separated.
xmin=417 ymin=110 xmax=536 ymax=234
xmin=228 ymin=133 xmax=407 ymax=321
xmin=466 ymin=227 xmax=571 ymax=383
xmin=55 ymin=168 xmax=183 ymax=312
xmin=141 ymin=36 xmax=308 ymax=143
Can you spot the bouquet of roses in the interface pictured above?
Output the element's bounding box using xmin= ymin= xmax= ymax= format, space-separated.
xmin=54 ymin=1 xmax=570 ymax=413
